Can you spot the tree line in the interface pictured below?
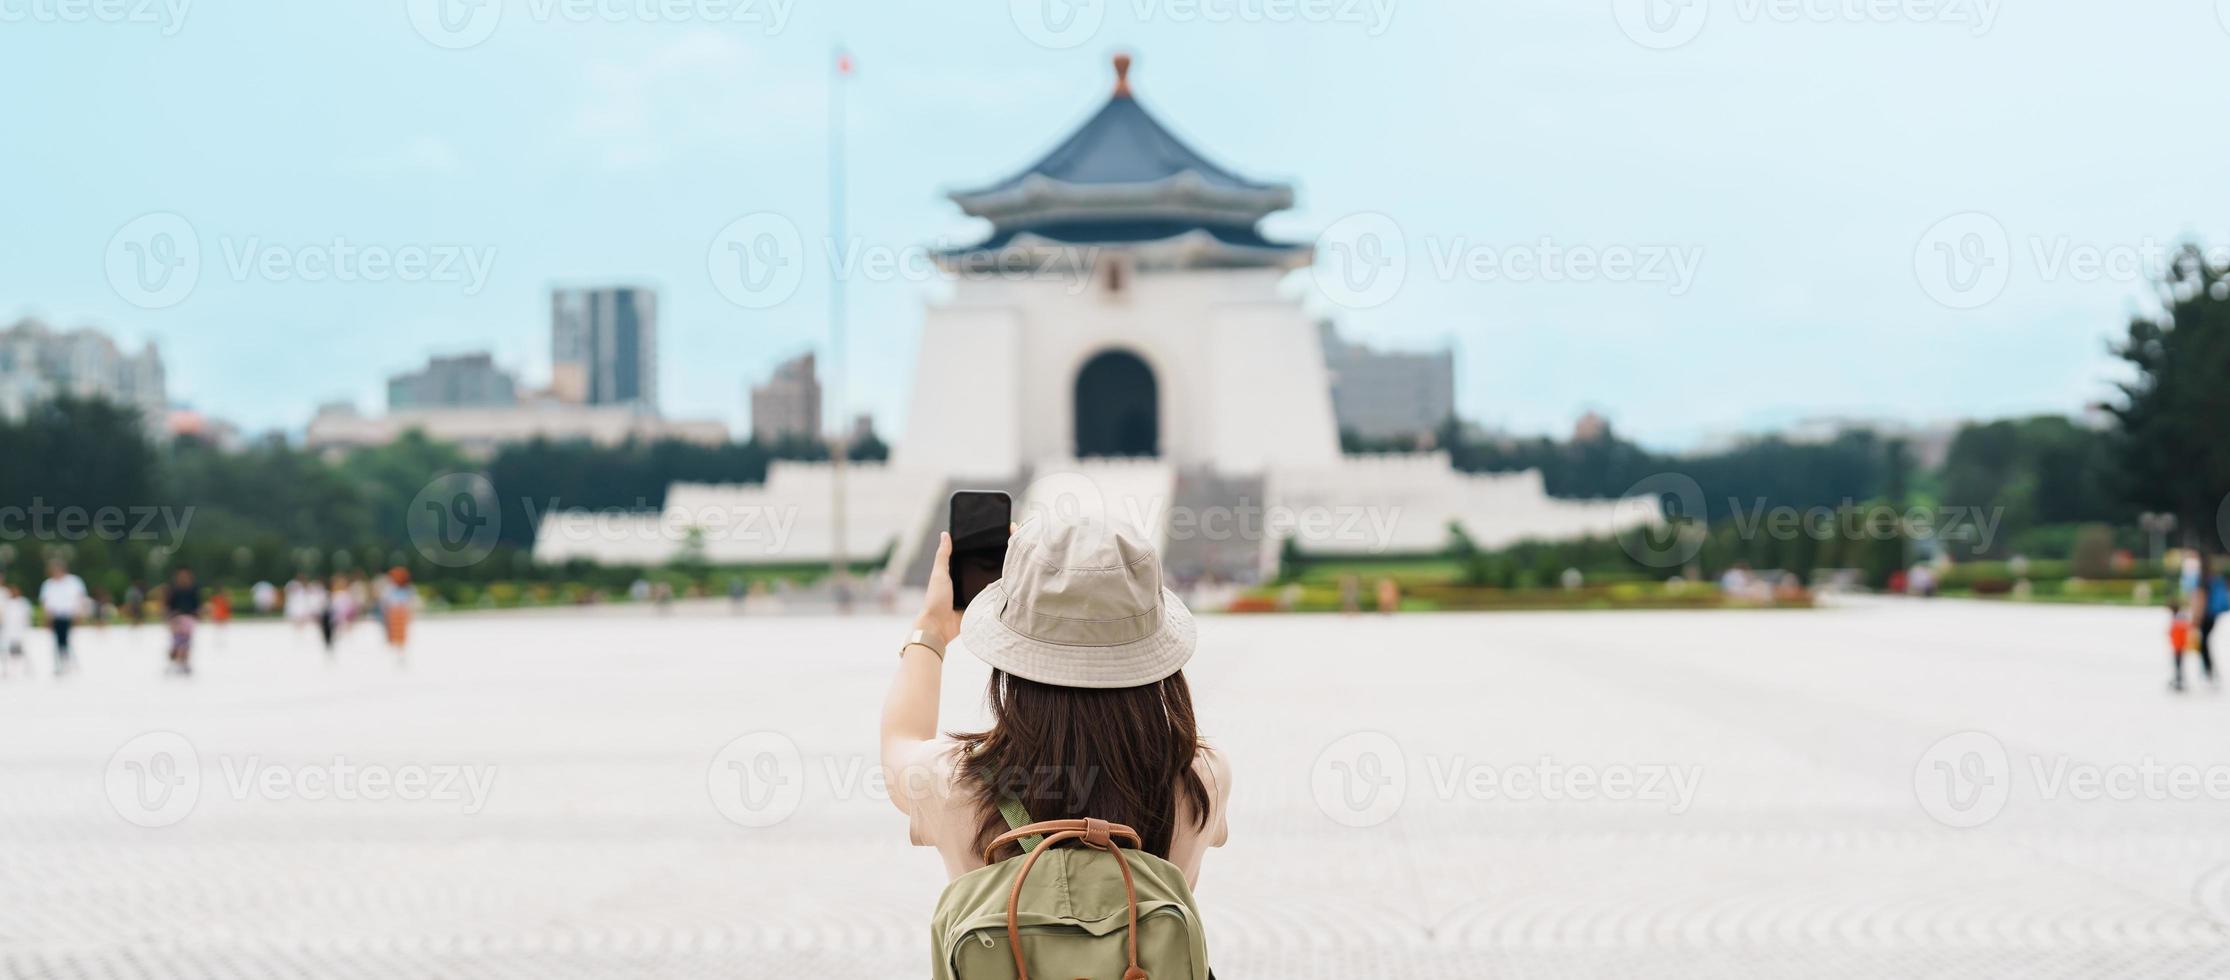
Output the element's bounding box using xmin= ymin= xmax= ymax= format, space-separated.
xmin=1340 ymin=244 xmax=2230 ymax=572
xmin=0 ymin=400 xmax=884 ymax=598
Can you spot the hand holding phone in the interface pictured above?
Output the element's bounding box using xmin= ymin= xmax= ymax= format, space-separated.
xmin=947 ymin=490 xmax=1012 ymax=611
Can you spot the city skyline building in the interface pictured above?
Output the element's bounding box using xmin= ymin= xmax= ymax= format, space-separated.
xmin=1318 ymin=321 xmax=1455 ymax=445
xmin=0 ymin=318 xmax=167 ymax=429
xmin=749 ymin=351 xmax=822 ymax=445
xmin=387 ymin=352 xmax=519 ymax=411
xmin=306 ymin=399 xmax=725 ymax=460
xmin=551 ymin=286 xmax=658 ymax=411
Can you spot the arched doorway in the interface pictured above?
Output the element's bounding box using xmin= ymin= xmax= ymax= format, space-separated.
xmin=1073 ymin=349 xmax=1158 ymax=458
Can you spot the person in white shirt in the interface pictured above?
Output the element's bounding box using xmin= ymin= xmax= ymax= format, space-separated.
xmin=285 ymin=575 xmax=311 ymax=633
xmin=1 ymin=584 xmax=33 ymax=678
xmin=38 ymin=560 xmax=90 ymax=675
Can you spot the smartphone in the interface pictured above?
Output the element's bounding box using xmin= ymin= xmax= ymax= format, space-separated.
xmin=948 ymin=490 xmax=1013 ymax=611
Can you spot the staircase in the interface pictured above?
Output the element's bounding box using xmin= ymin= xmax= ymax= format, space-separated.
xmin=898 ymin=463 xmax=1256 ymax=587
xmin=1161 ymin=467 xmax=1269 ymax=586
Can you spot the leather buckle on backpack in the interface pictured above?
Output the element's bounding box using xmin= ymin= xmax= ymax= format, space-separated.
xmin=1082 ymin=818 xmax=1114 ymax=849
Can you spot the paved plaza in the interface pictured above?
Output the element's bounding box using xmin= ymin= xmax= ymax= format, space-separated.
xmin=4 ymin=599 xmax=2229 ymax=978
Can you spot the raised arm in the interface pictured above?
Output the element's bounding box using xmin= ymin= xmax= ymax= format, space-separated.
xmin=880 ymin=531 xmax=964 ymax=814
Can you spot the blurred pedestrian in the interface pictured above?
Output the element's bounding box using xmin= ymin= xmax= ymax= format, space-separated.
xmin=285 ymin=574 xmax=310 ymax=634
xmin=1 ymin=583 xmax=31 ymax=678
xmin=251 ymin=579 xmax=278 ymax=615
xmin=347 ymin=573 xmax=372 ymax=626
xmin=381 ymin=567 xmax=416 ymax=652
xmin=38 ymin=559 xmax=88 ymax=675
xmin=123 ymin=580 xmax=147 ymax=628
xmin=1376 ymin=577 xmax=1400 ymax=615
xmin=2196 ymin=554 xmax=2226 ymax=678
xmin=2169 ymin=598 xmax=2203 ymax=692
xmin=90 ymin=587 xmax=114 ymax=632
xmin=164 ymin=566 xmax=202 ymax=677
xmin=323 ymin=574 xmax=352 ymax=652
xmin=209 ymin=588 xmax=232 ymax=630
xmin=1907 ymin=563 xmax=1939 ymax=598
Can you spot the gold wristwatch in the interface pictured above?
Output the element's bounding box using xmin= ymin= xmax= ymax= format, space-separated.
xmin=901 ymin=626 xmax=946 ymax=661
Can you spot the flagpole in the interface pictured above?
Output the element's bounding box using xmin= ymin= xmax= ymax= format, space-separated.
xmin=828 ymin=44 xmax=850 ymax=609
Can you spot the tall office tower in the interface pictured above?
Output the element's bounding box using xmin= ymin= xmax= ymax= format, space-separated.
xmin=550 ymin=286 xmax=658 ymax=411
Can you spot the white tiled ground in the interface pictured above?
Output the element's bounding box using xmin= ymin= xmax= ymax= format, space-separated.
xmin=3 ymin=598 xmax=2228 ymax=978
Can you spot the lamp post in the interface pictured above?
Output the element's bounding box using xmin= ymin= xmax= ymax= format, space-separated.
xmin=827 ymin=44 xmax=852 ymax=610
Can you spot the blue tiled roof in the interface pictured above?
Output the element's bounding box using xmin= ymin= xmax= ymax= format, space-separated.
xmin=952 ymin=219 xmax=1300 ymax=253
xmin=957 ymin=94 xmax=1283 ymax=197
xmin=941 ymin=56 xmax=1303 ymax=267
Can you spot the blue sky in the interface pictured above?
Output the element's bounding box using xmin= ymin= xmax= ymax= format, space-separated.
xmin=5 ymin=1 xmax=2228 ymax=450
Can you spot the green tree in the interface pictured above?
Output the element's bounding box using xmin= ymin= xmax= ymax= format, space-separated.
xmin=1936 ymin=416 xmax=2121 ymax=557
xmin=849 ymin=428 xmax=890 ymax=462
xmin=337 ymin=430 xmax=475 ymax=544
xmin=2106 ymin=243 xmax=2230 ymax=545
xmin=1445 ymin=520 xmax=1491 ymax=586
xmin=0 ymin=396 xmax=157 ymax=518
xmin=166 ymin=438 xmax=375 ymax=549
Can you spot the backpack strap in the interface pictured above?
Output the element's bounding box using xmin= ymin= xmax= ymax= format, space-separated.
xmin=998 ymin=818 xmax=1149 ymax=980
xmin=983 ymin=817 xmax=1142 ymax=865
xmin=995 ymin=795 xmax=1045 ymax=854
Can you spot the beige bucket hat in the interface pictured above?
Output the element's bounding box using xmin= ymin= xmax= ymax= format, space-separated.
xmin=959 ymin=517 xmax=1196 ymax=689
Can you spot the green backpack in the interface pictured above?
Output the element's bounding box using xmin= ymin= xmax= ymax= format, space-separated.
xmin=930 ymin=798 xmax=1210 ymax=980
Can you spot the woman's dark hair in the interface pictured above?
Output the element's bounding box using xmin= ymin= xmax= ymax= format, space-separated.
xmin=951 ymin=669 xmax=1209 ymax=861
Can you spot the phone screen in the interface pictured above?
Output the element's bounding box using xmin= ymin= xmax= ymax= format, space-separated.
xmin=948 ymin=491 xmax=1012 ymax=611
